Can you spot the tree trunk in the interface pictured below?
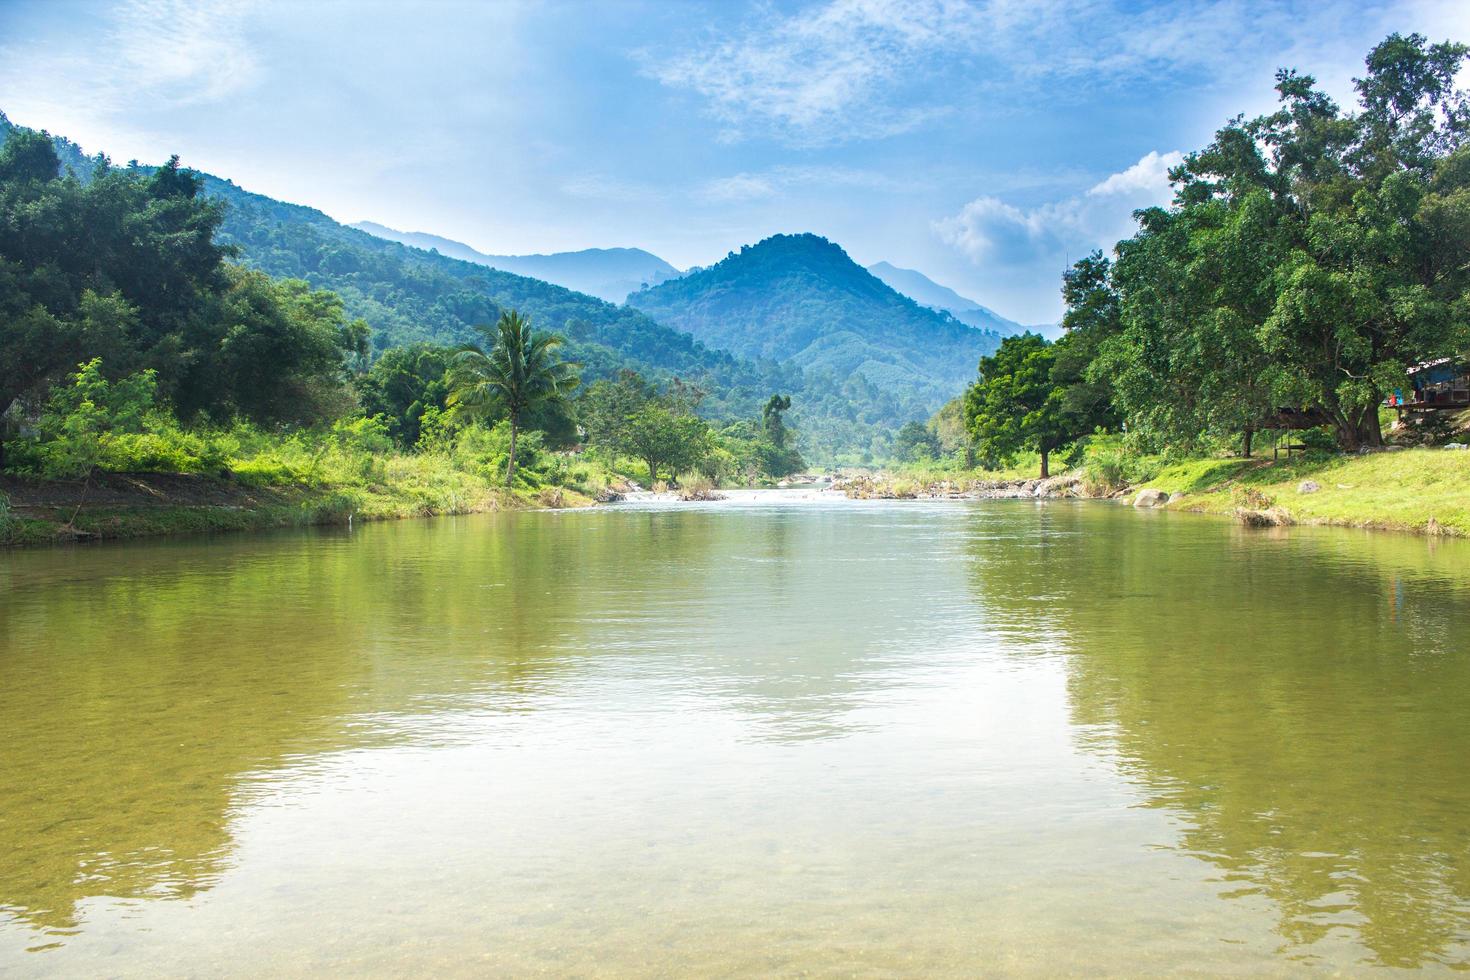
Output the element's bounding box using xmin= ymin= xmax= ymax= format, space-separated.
xmin=1242 ymin=428 xmax=1254 ymax=458
xmin=1358 ymin=404 xmax=1384 ymax=448
xmin=963 ymin=442 xmax=976 ymax=469
xmin=505 ymin=419 xmax=519 ymax=485
xmin=1332 ymin=411 xmax=1361 ymax=452
xmin=1039 ymin=449 xmax=1050 ymax=479
xmin=647 ymin=460 xmax=658 ymax=486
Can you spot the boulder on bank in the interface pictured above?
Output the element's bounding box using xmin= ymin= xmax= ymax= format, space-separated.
xmin=1235 ymin=506 xmax=1295 ymax=528
xmin=1133 ymin=489 xmax=1169 ymax=508
xmin=1298 ymin=480 xmax=1321 ymax=494
xmin=1036 ymin=474 xmax=1084 ymax=498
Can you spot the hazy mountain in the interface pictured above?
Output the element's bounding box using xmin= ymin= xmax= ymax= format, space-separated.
xmin=350 ymin=221 xmax=681 ymax=304
xmin=628 ymin=234 xmax=1000 ymax=410
xmin=866 ymin=261 xmax=1060 ymax=339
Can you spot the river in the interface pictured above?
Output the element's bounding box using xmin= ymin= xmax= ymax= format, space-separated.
xmin=2 ymin=494 xmax=1468 ymax=975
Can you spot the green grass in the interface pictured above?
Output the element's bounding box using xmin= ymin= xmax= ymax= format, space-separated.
xmin=1144 ymin=448 xmax=1470 ymax=535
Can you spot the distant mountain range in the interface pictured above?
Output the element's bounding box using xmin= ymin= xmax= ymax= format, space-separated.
xmin=627 ymin=234 xmax=1001 ymax=408
xmin=350 ymin=222 xmax=681 ymax=304
xmin=866 ymin=261 xmax=1059 ymax=339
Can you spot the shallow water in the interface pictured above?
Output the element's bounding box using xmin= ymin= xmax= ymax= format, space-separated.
xmin=2 ymin=495 xmax=1469 ymax=975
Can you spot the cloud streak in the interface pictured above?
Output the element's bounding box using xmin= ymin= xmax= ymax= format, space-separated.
xmin=646 ymin=0 xmax=983 ymax=145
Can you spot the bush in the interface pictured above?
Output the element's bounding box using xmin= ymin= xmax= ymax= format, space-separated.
xmin=28 ymin=359 xmax=158 ymax=478
xmin=1080 ymin=437 xmax=1162 ymax=494
xmin=452 ymin=422 xmax=545 ymax=486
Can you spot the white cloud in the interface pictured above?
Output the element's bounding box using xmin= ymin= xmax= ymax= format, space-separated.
xmin=0 ymin=0 xmax=261 ymax=159
xmin=700 ymin=173 xmax=779 ymax=203
xmin=560 ymin=174 xmax=662 ymax=202
xmin=935 ymin=149 xmax=1182 ymax=266
xmin=1087 ymin=149 xmax=1184 ymax=197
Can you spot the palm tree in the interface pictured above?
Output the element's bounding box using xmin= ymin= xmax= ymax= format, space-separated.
xmin=446 ymin=310 xmax=579 ymax=484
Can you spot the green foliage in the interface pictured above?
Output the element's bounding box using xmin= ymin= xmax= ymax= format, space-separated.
xmin=1089 ymin=33 xmax=1470 ymax=454
xmin=965 ymin=334 xmax=1079 ymax=478
xmin=451 ymin=421 xmax=547 ymax=487
xmin=355 ymin=344 xmax=453 ymax=447
xmin=0 ymin=126 xmax=364 ymax=450
xmin=1078 ymin=436 xmax=1164 ymax=494
xmin=893 ymin=420 xmax=942 ymax=463
xmin=28 ymin=360 xmax=157 ymax=478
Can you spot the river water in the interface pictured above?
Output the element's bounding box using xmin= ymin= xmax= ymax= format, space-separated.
xmin=2 ymin=494 xmax=1468 ymax=975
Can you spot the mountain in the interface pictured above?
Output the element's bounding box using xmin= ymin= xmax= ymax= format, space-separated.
xmin=350 ymin=221 xmax=681 ymax=304
xmin=627 ymin=234 xmax=1000 ymax=412
xmin=866 ymin=261 xmax=1060 ymax=339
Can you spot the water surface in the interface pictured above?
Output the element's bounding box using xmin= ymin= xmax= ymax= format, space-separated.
xmin=2 ymin=496 xmax=1469 ymax=975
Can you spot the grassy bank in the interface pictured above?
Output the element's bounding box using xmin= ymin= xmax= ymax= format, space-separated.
xmin=0 ymin=416 xmax=632 ymax=547
xmin=1139 ymin=448 xmax=1470 ymax=536
xmin=828 ymin=442 xmax=1469 ymax=537
xmin=0 ymin=465 xmax=598 ymax=548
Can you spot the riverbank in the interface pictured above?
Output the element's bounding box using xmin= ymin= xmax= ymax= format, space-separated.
xmin=1138 ymin=447 xmax=1470 ymax=536
xmin=0 ymin=470 xmax=597 ymax=547
xmin=834 ymin=447 xmax=1470 ymax=536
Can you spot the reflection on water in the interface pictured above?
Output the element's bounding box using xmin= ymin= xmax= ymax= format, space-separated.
xmin=1 ymin=498 xmax=1468 ymax=974
xmin=968 ymin=508 xmax=1470 ymax=969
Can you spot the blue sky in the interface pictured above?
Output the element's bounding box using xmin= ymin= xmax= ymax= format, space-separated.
xmin=2 ymin=0 xmax=1468 ymax=322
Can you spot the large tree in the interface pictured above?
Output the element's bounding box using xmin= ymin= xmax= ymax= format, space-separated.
xmin=446 ymin=310 xmax=579 ymax=484
xmin=965 ymin=333 xmax=1072 ymax=478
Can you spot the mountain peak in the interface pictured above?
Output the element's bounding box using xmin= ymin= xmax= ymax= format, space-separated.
xmin=627 ymin=232 xmax=999 ymax=414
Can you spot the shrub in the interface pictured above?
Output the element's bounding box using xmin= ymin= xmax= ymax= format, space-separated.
xmin=31 ymin=359 xmax=158 ymax=478
xmin=1080 ymin=437 xmax=1162 ymax=494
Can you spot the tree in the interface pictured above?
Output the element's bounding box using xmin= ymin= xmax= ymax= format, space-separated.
xmin=893 ymin=420 xmax=941 ymax=462
xmin=32 ymin=358 xmax=156 ymax=478
xmin=762 ymin=394 xmax=792 ymax=447
xmin=0 ymin=124 xmax=365 ymax=463
xmin=446 ymin=310 xmax=579 ymax=483
xmin=622 ymin=405 xmax=714 ymax=485
xmin=356 ymin=344 xmax=453 ymax=447
xmin=965 ymin=334 xmax=1071 ymax=478
xmin=1053 ymin=252 xmax=1122 ymax=437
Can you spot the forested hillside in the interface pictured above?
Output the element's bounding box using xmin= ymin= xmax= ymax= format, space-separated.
xmin=628 ymin=234 xmax=1000 ymax=414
